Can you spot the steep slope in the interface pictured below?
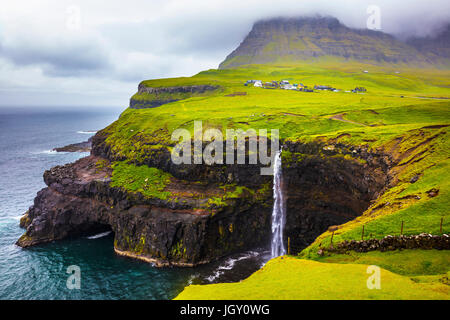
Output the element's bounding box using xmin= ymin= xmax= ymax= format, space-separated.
xmin=219 ymin=16 xmax=430 ymax=68
xmin=407 ymin=23 xmax=450 ymax=63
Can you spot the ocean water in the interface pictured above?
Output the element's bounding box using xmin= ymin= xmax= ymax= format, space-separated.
xmin=0 ymin=107 xmax=269 ymax=300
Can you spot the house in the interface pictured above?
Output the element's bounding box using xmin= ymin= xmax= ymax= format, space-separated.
xmin=298 ymin=84 xmax=313 ymax=92
xmin=314 ymin=85 xmax=335 ymax=91
xmin=253 ymin=80 xmax=263 ymax=87
xmin=352 ymin=87 xmax=367 ymax=93
xmin=263 ymin=82 xmax=277 ymax=89
xmin=285 ymin=84 xmax=296 ymax=90
xmin=279 ymin=80 xmax=290 ymax=89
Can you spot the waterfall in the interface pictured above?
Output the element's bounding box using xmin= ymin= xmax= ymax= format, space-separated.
xmin=271 ymin=150 xmax=286 ymax=258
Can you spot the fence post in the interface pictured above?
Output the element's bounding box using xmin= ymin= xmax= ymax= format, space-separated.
xmin=287 ymin=237 xmax=291 ymax=255
xmin=361 ymin=225 xmax=365 ymax=240
xmin=330 ymin=231 xmax=335 ymax=247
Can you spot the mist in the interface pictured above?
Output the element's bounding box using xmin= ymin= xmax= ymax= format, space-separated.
xmin=0 ymin=0 xmax=448 ymax=107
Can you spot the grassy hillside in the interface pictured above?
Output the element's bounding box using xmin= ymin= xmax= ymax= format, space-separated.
xmin=105 ymin=61 xmax=450 ymax=158
xmin=175 ymin=257 xmax=449 ymax=300
xmin=99 ymin=61 xmax=449 ymax=299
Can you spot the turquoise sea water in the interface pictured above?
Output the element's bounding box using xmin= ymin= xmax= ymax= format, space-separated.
xmin=0 ymin=107 xmax=268 ymax=300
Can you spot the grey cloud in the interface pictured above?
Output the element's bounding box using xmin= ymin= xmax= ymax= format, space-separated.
xmin=100 ymin=0 xmax=450 ymax=62
xmin=0 ymin=35 xmax=111 ymax=77
xmin=0 ymin=0 xmax=449 ymax=107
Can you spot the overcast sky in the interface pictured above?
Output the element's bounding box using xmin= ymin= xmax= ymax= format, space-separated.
xmin=0 ymin=0 xmax=449 ymax=108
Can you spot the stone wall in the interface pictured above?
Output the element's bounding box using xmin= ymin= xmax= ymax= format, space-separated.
xmin=318 ymin=233 xmax=450 ymax=256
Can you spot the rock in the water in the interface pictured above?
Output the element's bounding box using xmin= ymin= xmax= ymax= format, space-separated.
xmin=53 ymin=136 xmax=93 ymax=152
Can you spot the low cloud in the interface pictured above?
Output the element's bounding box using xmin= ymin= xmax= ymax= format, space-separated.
xmin=1 ymin=39 xmax=110 ymax=77
xmin=0 ymin=0 xmax=448 ymax=106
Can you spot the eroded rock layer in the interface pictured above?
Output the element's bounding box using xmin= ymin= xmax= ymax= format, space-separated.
xmin=17 ymin=156 xmax=272 ymax=266
xmin=17 ymin=130 xmax=391 ymax=265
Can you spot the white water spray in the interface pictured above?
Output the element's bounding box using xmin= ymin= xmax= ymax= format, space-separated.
xmin=271 ymin=150 xmax=286 ymax=257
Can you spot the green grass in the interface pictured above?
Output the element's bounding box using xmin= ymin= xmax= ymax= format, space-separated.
xmin=175 ymin=257 xmax=449 ymax=300
xmin=104 ymin=63 xmax=450 ymax=248
xmin=104 ymin=61 xmax=450 ymax=242
xmin=100 ymin=61 xmax=450 ymax=299
xmin=103 ymin=62 xmax=450 ymax=160
xmin=300 ymin=127 xmax=450 ymax=261
xmin=130 ymin=85 xmax=222 ymax=108
xmin=110 ymin=161 xmax=172 ymax=200
xmin=314 ymin=249 xmax=450 ymax=276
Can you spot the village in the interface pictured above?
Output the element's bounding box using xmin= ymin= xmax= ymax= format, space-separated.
xmin=244 ymin=79 xmax=367 ymax=93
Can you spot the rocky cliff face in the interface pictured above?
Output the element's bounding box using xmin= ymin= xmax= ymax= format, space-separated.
xmin=17 ymin=128 xmax=391 ymax=265
xmin=407 ymin=24 xmax=450 ymax=62
xmin=282 ymin=141 xmax=391 ymax=253
xmin=219 ymin=16 xmax=432 ymax=68
xmin=17 ymin=155 xmax=273 ymax=266
xmin=92 ymin=130 xmax=273 ymax=187
xmin=130 ymin=83 xmax=220 ymax=109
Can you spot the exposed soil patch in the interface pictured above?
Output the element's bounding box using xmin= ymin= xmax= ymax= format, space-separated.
xmin=225 ymin=92 xmax=247 ymax=97
xmin=421 ymin=124 xmax=449 ymax=129
xmin=329 ymin=113 xmax=368 ymax=127
xmin=282 ymin=112 xmax=305 ymax=117
xmin=329 ymin=133 xmax=351 ymax=143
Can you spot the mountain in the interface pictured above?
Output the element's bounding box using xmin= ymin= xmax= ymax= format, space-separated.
xmin=219 ymin=16 xmax=445 ymax=69
xmin=407 ymin=23 xmax=450 ymax=61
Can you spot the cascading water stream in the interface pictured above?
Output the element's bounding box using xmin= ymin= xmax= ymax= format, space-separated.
xmin=271 ymin=150 xmax=286 ymax=258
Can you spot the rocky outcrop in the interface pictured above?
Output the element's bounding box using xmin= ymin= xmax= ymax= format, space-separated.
xmin=92 ymin=132 xmax=274 ymax=187
xmin=16 ymin=155 xmax=272 ymax=267
xmin=53 ymin=136 xmax=92 ymax=152
xmin=18 ymin=125 xmax=395 ymax=266
xmin=282 ymin=141 xmax=391 ymax=254
xmin=129 ymin=84 xmax=220 ymax=109
xmin=137 ymin=84 xmax=219 ymax=95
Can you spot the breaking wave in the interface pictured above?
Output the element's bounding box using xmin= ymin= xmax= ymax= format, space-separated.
xmin=86 ymin=231 xmax=112 ymax=239
xmin=204 ymin=250 xmax=261 ymax=283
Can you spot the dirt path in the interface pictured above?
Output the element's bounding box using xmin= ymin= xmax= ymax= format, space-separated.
xmin=282 ymin=112 xmax=305 ymax=117
xmin=329 ymin=113 xmax=369 ymax=127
